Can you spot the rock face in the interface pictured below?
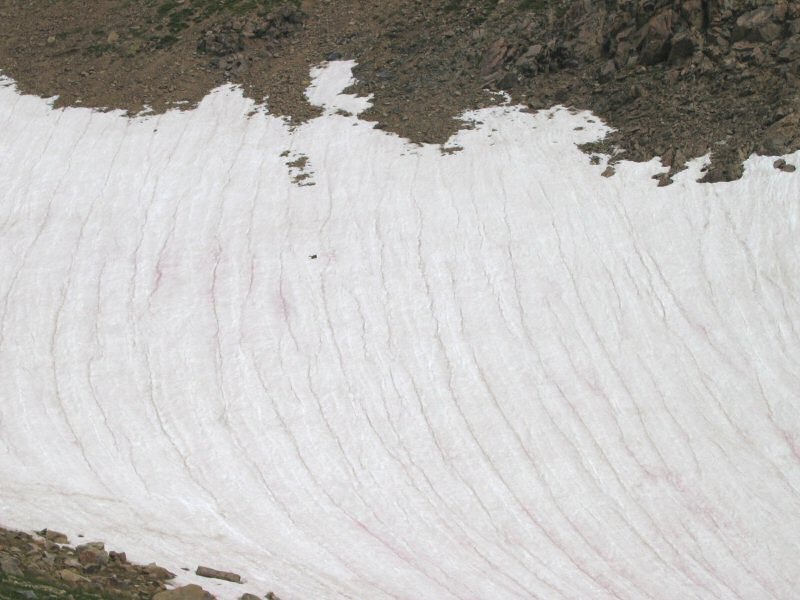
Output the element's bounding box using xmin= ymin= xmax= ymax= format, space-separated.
xmin=196 ymin=565 xmax=242 ymax=583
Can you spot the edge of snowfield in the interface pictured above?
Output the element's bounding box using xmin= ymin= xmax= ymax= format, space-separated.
xmin=0 ymin=60 xmax=799 ymax=600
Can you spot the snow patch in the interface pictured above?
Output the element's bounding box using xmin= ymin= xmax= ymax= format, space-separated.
xmin=0 ymin=61 xmax=799 ymax=600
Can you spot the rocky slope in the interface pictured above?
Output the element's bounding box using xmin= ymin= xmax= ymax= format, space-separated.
xmin=0 ymin=526 xmax=288 ymax=600
xmin=0 ymin=526 xmax=176 ymax=599
xmin=0 ymin=1 xmax=798 ymax=182
xmin=473 ymin=0 xmax=800 ymax=182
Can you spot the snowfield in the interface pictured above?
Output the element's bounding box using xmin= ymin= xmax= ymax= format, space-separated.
xmin=1 ymin=61 xmax=799 ymax=599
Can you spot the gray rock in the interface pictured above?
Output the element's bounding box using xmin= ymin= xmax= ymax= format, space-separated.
xmin=598 ymin=59 xmax=617 ymax=82
xmin=0 ymin=552 xmax=22 ymax=576
xmin=145 ymin=563 xmax=176 ymax=580
xmin=481 ymin=37 xmax=515 ymax=76
xmin=58 ymin=569 xmax=88 ymax=584
xmin=732 ymin=6 xmax=784 ymax=43
xmin=777 ymin=36 xmax=800 ymax=62
xmin=76 ymin=542 xmax=109 ymax=569
xmin=195 ymin=566 xmax=241 ymax=583
xmin=153 ymin=584 xmax=215 ymax=600
xmin=763 ymin=112 xmax=800 ymax=155
xmin=774 ymin=158 xmax=797 ymax=172
xmin=199 ymin=30 xmax=244 ymax=57
xmin=679 ymin=0 xmax=706 ymax=30
xmin=39 ymin=529 xmax=69 ymax=544
xmin=668 ymin=29 xmax=702 ymax=65
xmin=496 ymin=71 xmax=518 ymax=90
xmin=637 ymin=11 xmax=674 ymax=66
xmin=239 ymin=594 xmax=261 ymax=600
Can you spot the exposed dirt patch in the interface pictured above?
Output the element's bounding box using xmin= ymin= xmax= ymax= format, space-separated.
xmin=0 ymin=1 xmax=799 ymax=181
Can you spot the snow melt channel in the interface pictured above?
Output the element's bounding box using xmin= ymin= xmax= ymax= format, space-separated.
xmin=0 ymin=61 xmax=799 ymax=600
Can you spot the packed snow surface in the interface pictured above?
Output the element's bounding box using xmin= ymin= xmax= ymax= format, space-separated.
xmin=1 ymin=61 xmax=799 ymax=599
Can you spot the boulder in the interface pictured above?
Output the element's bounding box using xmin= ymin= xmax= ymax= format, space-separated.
xmin=679 ymin=0 xmax=706 ymax=30
xmin=199 ymin=29 xmax=244 ymax=57
xmin=516 ymin=44 xmax=542 ymax=75
xmin=195 ymin=566 xmax=241 ymax=583
xmin=637 ymin=11 xmax=674 ymax=65
xmin=480 ymin=38 xmax=515 ymax=76
xmin=668 ymin=29 xmax=703 ymax=65
xmin=39 ymin=529 xmax=69 ymax=544
xmin=777 ymin=36 xmax=800 ymax=62
xmin=598 ymin=59 xmax=617 ymax=82
xmin=58 ymin=569 xmax=88 ymax=584
xmin=763 ymin=112 xmax=800 ymax=155
xmin=774 ymin=158 xmax=797 ymax=172
xmin=0 ymin=553 xmax=22 ymax=576
xmin=76 ymin=542 xmax=109 ymax=570
xmin=145 ymin=563 xmax=176 ymax=580
xmin=496 ymin=71 xmax=518 ymax=90
xmin=153 ymin=584 xmax=215 ymax=600
xmin=732 ymin=6 xmax=784 ymax=43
